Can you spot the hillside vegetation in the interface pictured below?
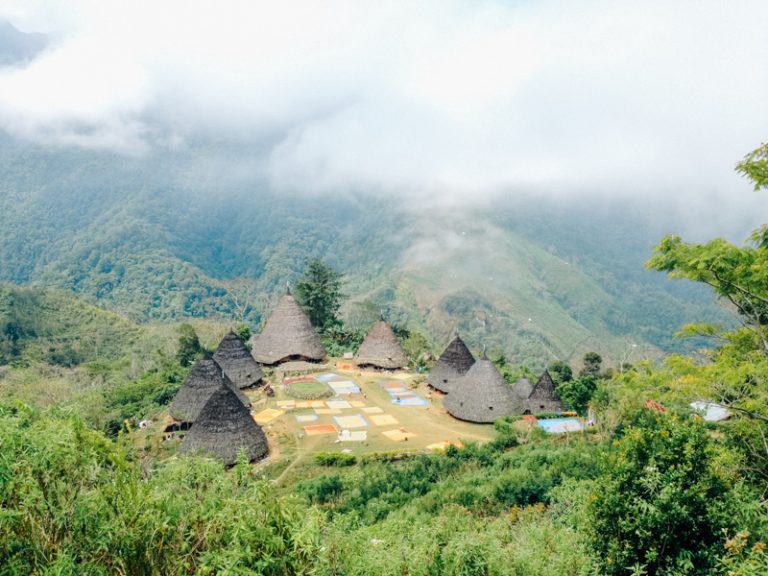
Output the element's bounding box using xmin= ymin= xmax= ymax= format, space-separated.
xmin=0 ymin=136 xmax=734 ymax=366
xmin=2 ymin=144 xmax=768 ymax=575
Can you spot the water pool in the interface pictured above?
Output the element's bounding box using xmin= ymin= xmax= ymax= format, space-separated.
xmin=538 ymin=417 xmax=584 ymax=433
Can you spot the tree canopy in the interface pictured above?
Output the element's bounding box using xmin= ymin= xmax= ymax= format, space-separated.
xmin=293 ymin=259 xmax=344 ymax=331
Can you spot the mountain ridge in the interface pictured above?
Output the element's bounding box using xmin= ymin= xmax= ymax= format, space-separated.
xmin=0 ymin=136 xmax=736 ymax=367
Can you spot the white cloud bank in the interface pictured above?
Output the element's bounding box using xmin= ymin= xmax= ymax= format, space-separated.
xmin=1 ymin=0 xmax=768 ymax=200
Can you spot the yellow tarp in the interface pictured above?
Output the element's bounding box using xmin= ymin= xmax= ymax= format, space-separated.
xmin=382 ymin=428 xmax=416 ymax=442
xmin=253 ymin=408 xmax=284 ymax=424
xmin=370 ymin=414 xmax=399 ymax=426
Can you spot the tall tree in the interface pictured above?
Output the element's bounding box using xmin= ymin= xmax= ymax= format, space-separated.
xmin=293 ymin=259 xmax=344 ymax=331
xmin=648 ymin=143 xmax=768 ymax=352
xmin=176 ymin=323 xmax=203 ymax=366
xmin=647 ymin=142 xmax=768 ymax=481
xmin=579 ymin=352 xmax=603 ymax=378
xmin=547 ymin=360 xmax=573 ymax=385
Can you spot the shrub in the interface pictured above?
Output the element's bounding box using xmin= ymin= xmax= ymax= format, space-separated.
xmin=315 ymin=452 xmax=357 ymax=467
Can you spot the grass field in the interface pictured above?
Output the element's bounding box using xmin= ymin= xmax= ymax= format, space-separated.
xmin=236 ymin=361 xmax=498 ymax=484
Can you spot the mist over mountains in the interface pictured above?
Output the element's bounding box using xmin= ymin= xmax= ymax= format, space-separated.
xmin=0 ymin=20 xmax=47 ymax=66
xmin=0 ymin=133 xmax=745 ymax=369
xmin=2 ymin=2 xmax=767 ymax=368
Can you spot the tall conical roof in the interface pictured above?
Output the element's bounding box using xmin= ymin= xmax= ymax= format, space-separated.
xmin=169 ymin=357 xmax=251 ymax=422
xmin=355 ymin=320 xmax=408 ymax=369
xmin=444 ymin=358 xmax=523 ymax=423
xmin=213 ymin=331 xmax=264 ymax=389
xmin=427 ymin=335 xmax=475 ymax=393
xmin=250 ymin=293 xmax=326 ymax=365
xmin=180 ymin=385 xmax=268 ymax=465
xmin=525 ymin=370 xmax=564 ymax=413
xmin=513 ymin=377 xmax=533 ymax=400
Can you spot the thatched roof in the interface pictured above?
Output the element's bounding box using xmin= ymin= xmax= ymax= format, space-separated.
xmin=513 ymin=377 xmax=533 ymax=400
xmin=355 ymin=320 xmax=407 ymax=369
xmin=427 ymin=335 xmax=475 ymax=393
xmin=213 ymin=331 xmax=264 ymax=389
xmin=444 ymin=358 xmax=523 ymax=423
xmin=180 ymin=385 xmax=268 ymax=465
xmin=169 ymin=357 xmax=251 ymax=423
xmin=250 ymin=292 xmax=326 ymax=365
xmin=525 ymin=370 xmax=564 ymax=413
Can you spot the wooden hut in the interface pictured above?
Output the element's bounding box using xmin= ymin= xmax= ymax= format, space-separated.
xmin=444 ymin=357 xmax=523 ymax=423
xmin=427 ymin=334 xmax=475 ymax=393
xmin=180 ymin=385 xmax=268 ymax=465
xmin=169 ymin=357 xmax=251 ymax=423
xmin=355 ymin=319 xmax=407 ymax=370
xmin=250 ymin=290 xmax=326 ymax=366
xmin=524 ymin=370 xmax=564 ymax=413
xmin=213 ymin=330 xmax=264 ymax=389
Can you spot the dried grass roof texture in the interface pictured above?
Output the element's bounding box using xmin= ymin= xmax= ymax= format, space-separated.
xmin=444 ymin=358 xmax=523 ymax=423
xmin=427 ymin=334 xmax=475 ymax=393
xmin=513 ymin=377 xmax=533 ymax=400
xmin=169 ymin=357 xmax=251 ymax=423
xmin=250 ymin=292 xmax=326 ymax=365
xmin=179 ymin=385 xmax=268 ymax=466
xmin=355 ymin=320 xmax=408 ymax=369
xmin=213 ymin=331 xmax=264 ymax=389
xmin=525 ymin=370 xmax=564 ymax=412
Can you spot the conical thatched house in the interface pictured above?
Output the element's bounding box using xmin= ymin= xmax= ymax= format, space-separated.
xmin=427 ymin=334 xmax=475 ymax=393
xmin=355 ymin=320 xmax=408 ymax=370
xmin=180 ymin=385 xmax=268 ymax=465
xmin=444 ymin=357 xmax=523 ymax=423
xmin=524 ymin=370 xmax=564 ymax=413
xmin=250 ymin=291 xmax=326 ymax=365
xmin=513 ymin=377 xmax=533 ymax=400
xmin=169 ymin=357 xmax=251 ymax=423
xmin=213 ymin=331 xmax=264 ymax=389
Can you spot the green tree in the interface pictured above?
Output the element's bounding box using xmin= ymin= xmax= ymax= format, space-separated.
xmin=547 ymin=360 xmax=573 ymax=386
xmin=176 ymin=323 xmax=202 ymax=366
xmin=647 ymin=142 xmax=768 ymax=479
xmin=234 ymin=323 xmax=251 ymax=343
xmin=555 ymin=375 xmax=596 ymax=414
xmin=293 ymin=259 xmax=344 ymax=331
xmin=648 ymin=143 xmax=768 ymax=352
xmin=400 ymin=329 xmax=433 ymax=367
xmin=586 ymin=410 xmax=749 ymax=575
xmin=579 ymin=351 xmax=603 ymax=378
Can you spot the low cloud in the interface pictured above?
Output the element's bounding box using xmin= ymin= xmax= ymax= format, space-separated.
xmin=1 ymin=0 xmax=767 ymax=204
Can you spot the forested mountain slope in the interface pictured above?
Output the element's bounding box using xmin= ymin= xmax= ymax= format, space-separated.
xmin=0 ymin=136 xmax=734 ymax=366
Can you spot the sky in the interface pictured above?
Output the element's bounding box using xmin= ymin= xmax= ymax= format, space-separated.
xmin=1 ymin=0 xmax=768 ymax=208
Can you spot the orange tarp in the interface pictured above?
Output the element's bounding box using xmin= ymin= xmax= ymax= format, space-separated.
xmin=303 ymin=424 xmax=338 ymax=436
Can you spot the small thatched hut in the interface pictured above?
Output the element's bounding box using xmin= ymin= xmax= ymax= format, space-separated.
xmin=444 ymin=357 xmax=523 ymax=423
xmin=355 ymin=320 xmax=408 ymax=370
xmin=250 ymin=290 xmax=326 ymax=365
xmin=213 ymin=331 xmax=264 ymax=389
xmin=513 ymin=377 xmax=533 ymax=400
xmin=524 ymin=370 xmax=564 ymax=413
xmin=427 ymin=334 xmax=475 ymax=393
xmin=169 ymin=357 xmax=251 ymax=423
xmin=180 ymin=385 xmax=268 ymax=465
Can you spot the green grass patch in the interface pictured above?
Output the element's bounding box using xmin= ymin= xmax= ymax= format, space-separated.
xmin=285 ymin=380 xmax=333 ymax=399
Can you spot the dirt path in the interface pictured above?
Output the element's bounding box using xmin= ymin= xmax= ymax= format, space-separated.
xmin=275 ymin=433 xmax=326 ymax=485
xmin=275 ymin=433 xmax=303 ymax=485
